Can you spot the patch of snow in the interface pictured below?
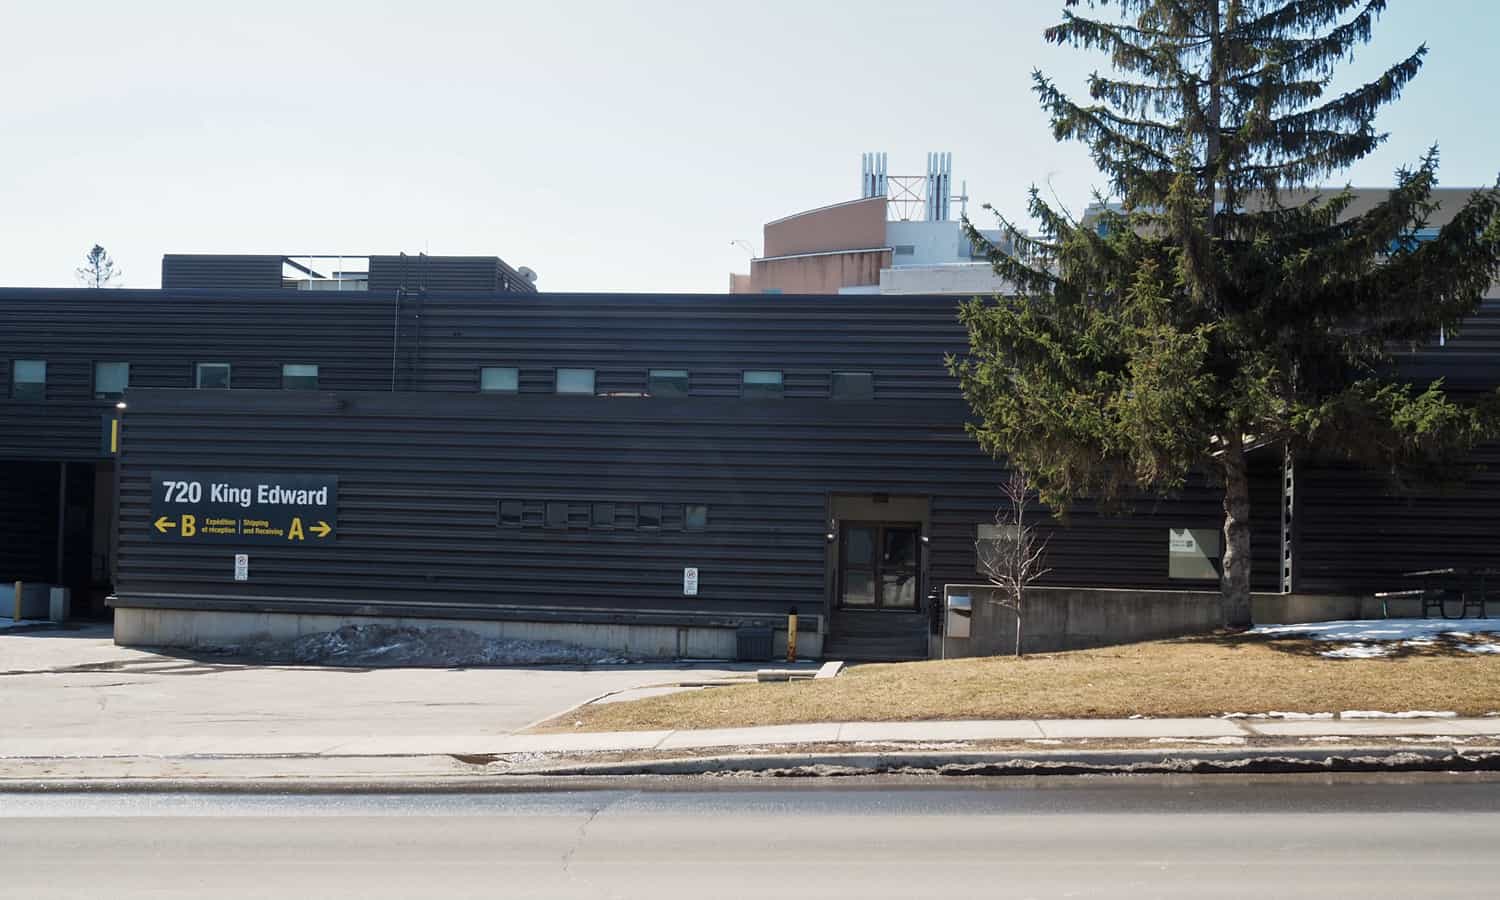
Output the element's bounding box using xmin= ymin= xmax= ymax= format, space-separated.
xmin=1320 ymin=643 xmax=1392 ymax=659
xmin=1341 ymin=710 xmax=1458 ymax=719
xmin=1308 ymin=736 xmax=1349 ymax=742
xmin=1249 ymin=618 xmax=1500 ymax=642
xmin=1394 ymin=736 xmax=1473 ymax=744
xmin=1127 ymin=714 xmax=1150 ymax=719
xmin=1460 ymin=643 xmax=1500 ymax=654
xmin=238 ymin=624 xmax=638 ymax=667
xmin=1025 ymin=739 xmax=1066 ymax=745
xmin=1148 ymin=736 xmax=1247 ymax=745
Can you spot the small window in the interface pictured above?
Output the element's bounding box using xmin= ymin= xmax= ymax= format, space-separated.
xmin=480 ymin=367 xmax=519 ymax=393
xmin=685 ymin=505 xmax=708 ymax=531
xmin=11 ymin=360 xmax=45 ymax=401
xmin=556 ymin=368 xmax=596 ymax=395
xmin=976 ymin=523 xmax=1021 ymax=576
xmin=638 ymin=503 xmax=662 ymax=530
xmin=742 ymin=370 xmax=784 ymax=400
xmin=498 ymin=500 xmax=523 ymax=526
xmin=545 ymin=502 xmax=569 ymax=529
xmin=648 ymin=369 xmax=689 ymax=398
xmin=93 ymin=362 xmax=129 ymax=401
xmin=282 ymin=363 xmax=319 ymax=391
xmin=592 ymin=502 xmax=615 ymax=529
xmin=831 ymin=371 xmax=874 ymax=400
xmin=196 ymin=362 xmax=231 ymax=389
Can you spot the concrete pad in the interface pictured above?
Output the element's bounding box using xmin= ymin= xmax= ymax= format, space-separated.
xmin=1247 ymin=718 xmax=1485 ymax=737
xmin=815 ymin=661 xmax=845 ymax=679
xmin=838 ymin=720 xmax=1045 ymax=742
xmin=1036 ymin=718 xmax=1244 ymax=739
xmin=655 ymin=724 xmax=844 ymax=750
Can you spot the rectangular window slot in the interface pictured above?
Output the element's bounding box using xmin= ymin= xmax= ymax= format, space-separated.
xmin=93 ymin=361 xmax=129 ymax=400
xmin=498 ymin=500 xmax=523 ymax=526
xmin=638 ymin=503 xmax=662 ymax=530
xmin=742 ymin=370 xmax=784 ymax=400
xmin=685 ymin=505 xmax=708 ymax=531
xmin=11 ymin=360 xmax=45 ymax=401
xmin=282 ymin=363 xmax=319 ymax=391
xmin=480 ymin=367 xmax=519 ymax=393
xmin=647 ymin=369 xmax=689 ymax=398
xmin=556 ymin=368 xmax=596 ymax=395
xmin=196 ymin=362 xmax=231 ymax=390
xmin=831 ymin=371 xmax=874 ymax=400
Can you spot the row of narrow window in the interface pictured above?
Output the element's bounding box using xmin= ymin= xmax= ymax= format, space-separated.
xmin=481 ymin=367 xmax=875 ymax=400
xmin=499 ymin=499 xmax=709 ymax=532
xmin=7 ymin=360 xmax=876 ymax=402
xmin=4 ymin=361 xmax=319 ymax=401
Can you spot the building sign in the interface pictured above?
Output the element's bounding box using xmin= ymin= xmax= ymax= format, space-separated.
xmin=150 ymin=471 xmax=338 ymax=544
xmin=1168 ymin=527 xmax=1220 ymax=580
xmin=683 ymin=567 xmax=699 ymax=596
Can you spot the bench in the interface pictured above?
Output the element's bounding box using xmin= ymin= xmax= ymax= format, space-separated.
xmin=1375 ymin=569 xmax=1492 ymax=619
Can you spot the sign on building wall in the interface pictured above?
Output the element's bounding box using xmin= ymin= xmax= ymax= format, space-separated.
xmin=149 ymin=472 xmax=338 ymax=544
xmin=1168 ymin=528 xmax=1220 ymax=580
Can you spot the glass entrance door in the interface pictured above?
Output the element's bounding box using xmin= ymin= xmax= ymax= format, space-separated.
xmin=839 ymin=523 xmax=920 ymax=609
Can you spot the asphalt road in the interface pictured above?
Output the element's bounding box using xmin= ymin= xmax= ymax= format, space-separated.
xmin=5 ymin=774 xmax=1500 ymax=898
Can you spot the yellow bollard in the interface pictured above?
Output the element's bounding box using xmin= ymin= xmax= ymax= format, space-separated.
xmin=786 ymin=608 xmax=798 ymax=663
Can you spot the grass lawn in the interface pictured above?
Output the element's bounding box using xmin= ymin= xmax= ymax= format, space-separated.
xmin=539 ymin=632 xmax=1500 ymax=733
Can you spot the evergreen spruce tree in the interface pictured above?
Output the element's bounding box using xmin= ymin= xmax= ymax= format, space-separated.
xmin=951 ymin=0 xmax=1500 ymax=621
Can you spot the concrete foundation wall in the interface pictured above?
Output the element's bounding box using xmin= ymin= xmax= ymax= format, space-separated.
xmin=940 ymin=585 xmax=1226 ymax=657
xmin=940 ymin=585 xmax=1365 ymax=658
xmin=113 ymin=606 xmax=823 ymax=662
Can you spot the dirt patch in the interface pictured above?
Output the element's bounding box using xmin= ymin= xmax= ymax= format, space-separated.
xmin=534 ymin=631 xmax=1500 ymax=732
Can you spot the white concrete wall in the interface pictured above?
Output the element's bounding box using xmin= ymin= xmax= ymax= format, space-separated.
xmin=879 ymin=264 xmax=1010 ymax=296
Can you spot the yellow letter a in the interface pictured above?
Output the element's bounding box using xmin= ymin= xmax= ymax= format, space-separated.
xmin=288 ymin=517 xmax=304 ymax=541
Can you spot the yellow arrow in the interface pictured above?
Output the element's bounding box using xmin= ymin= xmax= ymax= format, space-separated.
xmin=154 ymin=516 xmax=177 ymax=534
xmin=311 ymin=521 xmax=332 ymax=539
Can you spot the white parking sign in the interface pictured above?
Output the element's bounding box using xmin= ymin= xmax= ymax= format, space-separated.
xmin=233 ymin=554 xmax=249 ymax=582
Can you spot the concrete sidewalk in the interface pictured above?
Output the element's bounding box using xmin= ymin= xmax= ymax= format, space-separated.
xmin=5 ymin=715 xmax=1500 ymax=783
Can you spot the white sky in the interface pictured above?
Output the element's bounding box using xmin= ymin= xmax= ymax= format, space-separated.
xmin=2 ymin=0 xmax=1495 ymax=293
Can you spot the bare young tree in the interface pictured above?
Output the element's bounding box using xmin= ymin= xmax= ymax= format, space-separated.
xmin=976 ymin=471 xmax=1051 ymax=658
xmin=76 ymin=244 xmax=122 ymax=288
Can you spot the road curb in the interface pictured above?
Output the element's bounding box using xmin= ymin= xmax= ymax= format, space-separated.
xmin=508 ymin=746 xmax=1500 ymax=777
xmin=4 ymin=746 xmax=1499 ymax=791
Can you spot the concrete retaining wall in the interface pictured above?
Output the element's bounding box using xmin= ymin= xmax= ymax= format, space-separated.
xmin=940 ymin=585 xmax=1364 ymax=658
xmin=112 ymin=606 xmax=822 ymax=662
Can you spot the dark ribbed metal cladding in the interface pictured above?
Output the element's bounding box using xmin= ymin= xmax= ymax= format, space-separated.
xmin=0 ymin=461 xmax=59 ymax=582
xmin=113 ymin=391 xmax=1258 ymax=621
xmin=161 ymin=255 xmax=285 ymax=290
xmin=1293 ymin=442 xmax=1500 ymax=595
xmin=0 ymin=289 xmax=394 ymax=461
xmin=413 ymin=293 xmax=968 ymax=399
xmin=368 ymin=256 xmax=537 ymax=294
xmin=1397 ymin=298 xmax=1500 ymax=386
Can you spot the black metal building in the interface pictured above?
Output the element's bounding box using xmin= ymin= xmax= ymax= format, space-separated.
xmin=1 ymin=276 xmax=1497 ymax=658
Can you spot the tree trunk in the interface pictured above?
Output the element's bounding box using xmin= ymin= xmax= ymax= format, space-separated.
xmin=1220 ymin=434 xmax=1253 ymax=627
xmin=1014 ymin=599 xmax=1023 ymax=658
